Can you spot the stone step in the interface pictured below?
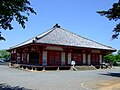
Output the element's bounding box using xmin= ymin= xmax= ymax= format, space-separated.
xmin=75 ymin=66 xmax=96 ymax=71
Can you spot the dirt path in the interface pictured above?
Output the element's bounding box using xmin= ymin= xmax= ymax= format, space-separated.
xmin=100 ymin=80 xmax=120 ymax=90
xmin=84 ymin=79 xmax=120 ymax=90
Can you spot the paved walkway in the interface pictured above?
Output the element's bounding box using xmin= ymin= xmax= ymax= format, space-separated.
xmin=0 ymin=65 xmax=120 ymax=90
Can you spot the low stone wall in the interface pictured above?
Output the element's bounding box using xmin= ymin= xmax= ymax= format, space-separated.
xmin=9 ymin=63 xmax=112 ymax=71
xmin=0 ymin=62 xmax=9 ymax=65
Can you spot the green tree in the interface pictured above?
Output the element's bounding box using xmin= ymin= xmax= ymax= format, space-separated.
xmin=0 ymin=0 xmax=36 ymax=39
xmin=104 ymin=54 xmax=115 ymax=63
xmin=115 ymin=50 xmax=120 ymax=63
xmin=0 ymin=50 xmax=10 ymax=61
xmin=97 ymin=1 xmax=120 ymax=39
xmin=104 ymin=50 xmax=120 ymax=65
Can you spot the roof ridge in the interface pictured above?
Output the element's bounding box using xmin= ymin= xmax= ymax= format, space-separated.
xmin=35 ymin=28 xmax=55 ymax=41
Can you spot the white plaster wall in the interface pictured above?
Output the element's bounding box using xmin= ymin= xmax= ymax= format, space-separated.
xmin=61 ymin=52 xmax=65 ymax=65
xmin=22 ymin=53 xmax=23 ymax=61
xmin=83 ymin=54 xmax=86 ymax=64
xmin=27 ymin=54 xmax=29 ymax=64
xmin=42 ymin=51 xmax=47 ymax=66
xmin=99 ymin=54 xmax=102 ymax=64
xmin=88 ymin=54 xmax=91 ymax=65
xmin=68 ymin=53 xmax=71 ymax=64
xmin=14 ymin=49 xmax=16 ymax=53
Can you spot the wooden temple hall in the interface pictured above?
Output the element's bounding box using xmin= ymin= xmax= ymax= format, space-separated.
xmin=8 ymin=24 xmax=116 ymax=70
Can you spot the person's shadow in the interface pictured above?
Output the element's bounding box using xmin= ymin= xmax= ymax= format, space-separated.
xmin=0 ymin=83 xmax=33 ymax=90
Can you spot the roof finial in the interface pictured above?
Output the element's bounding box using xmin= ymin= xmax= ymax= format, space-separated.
xmin=53 ymin=24 xmax=60 ymax=28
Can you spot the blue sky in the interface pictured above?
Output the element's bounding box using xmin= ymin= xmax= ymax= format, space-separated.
xmin=0 ymin=0 xmax=119 ymax=51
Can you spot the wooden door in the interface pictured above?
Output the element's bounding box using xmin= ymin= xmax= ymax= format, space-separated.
xmin=91 ymin=54 xmax=100 ymax=65
xmin=48 ymin=51 xmax=61 ymax=66
xmin=29 ymin=52 xmax=39 ymax=64
xmin=72 ymin=53 xmax=83 ymax=65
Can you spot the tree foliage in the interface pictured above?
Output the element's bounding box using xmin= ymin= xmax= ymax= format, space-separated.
xmin=0 ymin=32 xmax=5 ymax=41
xmin=0 ymin=50 xmax=10 ymax=61
xmin=104 ymin=54 xmax=115 ymax=62
xmin=104 ymin=50 xmax=120 ymax=65
xmin=0 ymin=0 xmax=36 ymax=30
xmin=97 ymin=1 xmax=120 ymax=39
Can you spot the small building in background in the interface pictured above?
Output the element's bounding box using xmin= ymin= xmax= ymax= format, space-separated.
xmin=8 ymin=24 xmax=116 ymax=67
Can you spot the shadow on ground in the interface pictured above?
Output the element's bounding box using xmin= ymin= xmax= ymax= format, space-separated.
xmin=0 ymin=83 xmax=33 ymax=90
xmin=100 ymin=72 xmax=120 ymax=77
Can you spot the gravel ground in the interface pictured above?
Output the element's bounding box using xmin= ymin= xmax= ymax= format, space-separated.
xmin=0 ymin=65 xmax=120 ymax=90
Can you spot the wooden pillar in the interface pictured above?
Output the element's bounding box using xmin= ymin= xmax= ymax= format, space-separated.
xmin=13 ymin=49 xmax=17 ymax=63
xmin=39 ymin=52 xmax=42 ymax=65
xmin=21 ymin=53 xmax=23 ymax=63
xmin=19 ymin=53 xmax=22 ymax=63
xmin=86 ymin=54 xmax=88 ymax=65
xmin=10 ymin=50 xmax=16 ymax=62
